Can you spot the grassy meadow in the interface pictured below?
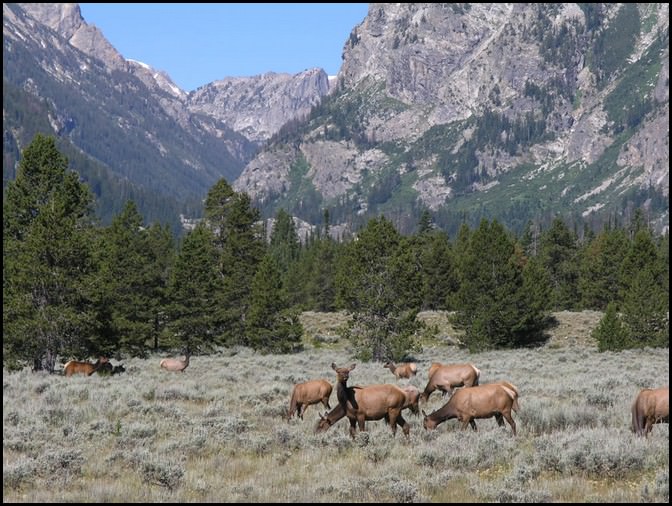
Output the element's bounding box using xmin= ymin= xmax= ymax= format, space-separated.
xmin=3 ymin=311 xmax=669 ymax=502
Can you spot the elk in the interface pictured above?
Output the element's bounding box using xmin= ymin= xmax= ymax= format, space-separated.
xmin=316 ymin=363 xmax=410 ymax=439
xmin=287 ymin=379 xmax=333 ymax=421
xmin=421 ymin=362 xmax=480 ymax=402
xmin=63 ymin=357 xmax=109 ymax=377
xmin=160 ymin=348 xmax=190 ymax=372
xmin=422 ymin=382 xmax=519 ymax=435
xmin=401 ymin=385 xmax=421 ymax=415
xmin=383 ymin=361 xmax=417 ymax=379
xmin=98 ymin=362 xmax=126 ymax=375
xmin=631 ymin=387 xmax=669 ymax=437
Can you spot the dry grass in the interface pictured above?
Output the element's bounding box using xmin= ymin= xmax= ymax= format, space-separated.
xmin=3 ymin=311 xmax=669 ymax=503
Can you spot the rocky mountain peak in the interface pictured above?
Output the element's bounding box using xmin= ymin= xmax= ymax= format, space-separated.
xmin=187 ymin=68 xmax=330 ymax=144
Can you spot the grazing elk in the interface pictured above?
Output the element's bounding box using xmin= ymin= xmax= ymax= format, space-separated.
xmin=422 ymin=382 xmax=519 ymax=435
xmin=383 ymin=361 xmax=418 ymax=380
xmin=287 ymin=379 xmax=333 ymax=421
xmin=63 ymin=357 xmax=109 ymax=377
xmin=631 ymin=387 xmax=669 ymax=437
xmin=316 ymin=363 xmax=410 ymax=439
xmin=160 ymin=348 xmax=190 ymax=373
xmin=421 ymin=362 xmax=481 ymax=402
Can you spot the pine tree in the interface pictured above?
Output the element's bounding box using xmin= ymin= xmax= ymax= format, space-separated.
xmin=166 ymin=224 xmax=223 ymax=352
xmin=246 ymin=255 xmax=303 ymax=353
xmin=3 ymin=135 xmax=96 ymax=371
xmin=203 ymin=179 xmax=265 ymax=346
xmin=592 ymin=302 xmax=630 ymax=352
xmin=620 ymin=268 xmax=668 ymax=349
xmin=538 ymin=218 xmax=580 ymax=310
xmin=336 ymin=217 xmax=423 ymax=361
xmin=94 ymin=201 xmax=174 ymax=357
xmin=579 ymin=227 xmax=628 ymax=309
xmin=452 ymin=219 xmax=550 ymax=351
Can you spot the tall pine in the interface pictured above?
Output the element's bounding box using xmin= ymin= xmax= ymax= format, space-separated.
xmin=3 ymin=135 xmax=96 ymax=371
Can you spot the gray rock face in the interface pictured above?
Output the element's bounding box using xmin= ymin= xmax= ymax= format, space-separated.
xmin=235 ymin=3 xmax=669 ymax=234
xmin=188 ymin=69 xmax=330 ymax=144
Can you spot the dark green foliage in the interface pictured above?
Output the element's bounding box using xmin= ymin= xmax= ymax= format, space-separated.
xmin=94 ymin=201 xmax=174 ymax=357
xmin=620 ymin=267 xmax=668 ymax=349
xmin=593 ymin=302 xmax=630 ymax=352
xmin=204 ymin=179 xmax=266 ymax=346
xmin=452 ymin=219 xmax=551 ymax=351
xmin=3 ymin=135 xmax=96 ymax=371
xmin=579 ymin=227 xmax=628 ymax=309
xmin=246 ymin=255 xmax=303 ymax=353
xmin=538 ymin=218 xmax=581 ymax=310
xmin=336 ymin=217 xmax=423 ymax=361
xmin=166 ymin=224 xmax=223 ymax=351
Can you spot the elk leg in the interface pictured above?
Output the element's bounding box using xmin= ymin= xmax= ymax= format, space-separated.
xmin=388 ymin=412 xmax=398 ymax=437
xmin=503 ymin=412 xmax=517 ymax=436
xmin=322 ymin=398 xmax=331 ymax=410
xmin=466 ymin=419 xmax=478 ymax=431
xmin=349 ymin=418 xmax=357 ymax=439
xmin=297 ymin=403 xmax=304 ymax=420
xmin=396 ymin=413 xmax=410 ymax=438
xmin=495 ymin=413 xmax=504 ymax=427
xmin=358 ymin=415 xmax=366 ymax=432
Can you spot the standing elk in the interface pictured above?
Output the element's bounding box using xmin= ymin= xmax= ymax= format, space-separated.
xmin=383 ymin=361 xmax=417 ymax=379
xmin=422 ymin=382 xmax=519 ymax=435
xmin=631 ymin=387 xmax=669 ymax=436
xmin=63 ymin=357 xmax=109 ymax=377
xmin=315 ymin=363 xmax=410 ymax=439
xmin=160 ymin=348 xmax=190 ymax=372
xmin=287 ymin=379 xmax=333 ymax=421
xmin=97 ymin=362 xmax=126 ymax=375
xmin=421 ymin=362 xmax=481 ymax=402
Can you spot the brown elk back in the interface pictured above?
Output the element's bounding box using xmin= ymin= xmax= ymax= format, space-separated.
xmin=631 ymin=387 xmax=669 ymax=436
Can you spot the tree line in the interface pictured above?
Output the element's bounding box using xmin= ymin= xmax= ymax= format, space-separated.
xmin=3 ymin=135 xmax=669 ymax=372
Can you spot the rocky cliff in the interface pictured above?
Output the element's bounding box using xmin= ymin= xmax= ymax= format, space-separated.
xmin=234 ymin=3 xmax=669 ymax=235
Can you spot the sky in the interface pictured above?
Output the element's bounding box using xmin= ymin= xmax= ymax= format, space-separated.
xmin=78 ymin=3 xmax=369 ymax=92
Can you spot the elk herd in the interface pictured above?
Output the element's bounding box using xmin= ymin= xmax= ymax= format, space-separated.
xmin=59 ymin=352 xmax=668 ymax=440
xmin=291 ymin=360 xmax=668 ymax=440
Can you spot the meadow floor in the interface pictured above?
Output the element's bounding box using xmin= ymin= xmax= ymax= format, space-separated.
xmin=3 ymin=312 xmax=669 ymax=502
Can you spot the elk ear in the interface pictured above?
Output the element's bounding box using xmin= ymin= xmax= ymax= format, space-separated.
xmin=422 ymin=409 xmax=428 ymax=418
xmin=349 ymin=363 xmax=356 ymax=371
xmin=331 ymin=362 xmax=338 ymax=371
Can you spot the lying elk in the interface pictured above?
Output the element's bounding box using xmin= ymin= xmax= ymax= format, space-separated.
xmin=97 ymin=362 xmax=126 ymax=376
xmin=160 ymin=348 xmax=190 ymax=372
xmin=421 ymin=362 xmax=480 ymax=402
xmin=287 ymin=379 xmax=333 ymax=421
xmin=64 ymin=357 xmax=109 ymax=377
xmin=422 ymin=382 xmax=519 ymax=435
xmin=316 ymin=363 xmax=410 ymax=439
xmin=384 ymin=361 xmax=417 ymax=379
xmin=631 ymin=387 xmax=669 ymax=437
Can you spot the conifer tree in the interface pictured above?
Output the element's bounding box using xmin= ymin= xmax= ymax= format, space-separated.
xmin=452 ymin=219 xmax=549 ymax=351
xmin=3 ymin=135 xmax=96 ymax=371
xmin=592 ymin=302 xmax=630 ymax=352
xmin=94 ymin=201 xmax=174 ymax=356
xmin=538 ymin=217 xmax=580 ymax=310
xmin=579 ymin=227 xmax=628 ymax=309
xmin=204 ymin=179 xmax=265 ymax=346
xmin=336 ymin=217 xmax=423 ymax=361
xmin=246 ymin=255 xmax=303 ymax=353
xmin=166 ymin=223 xmax=223 ymax=351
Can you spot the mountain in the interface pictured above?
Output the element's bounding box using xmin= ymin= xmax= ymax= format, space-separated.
xmin=3 ymin=3 xmax=331 ymax=231
xmin=233 ymin=3 xmax=669 ymax=236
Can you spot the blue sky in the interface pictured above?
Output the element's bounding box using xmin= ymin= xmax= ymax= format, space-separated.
xmin=78 ymin=3 xmax=369 ymax=92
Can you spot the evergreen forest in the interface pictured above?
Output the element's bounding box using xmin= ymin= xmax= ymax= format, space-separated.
xmin=3 ymin=135 xmax=669 ymax=372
